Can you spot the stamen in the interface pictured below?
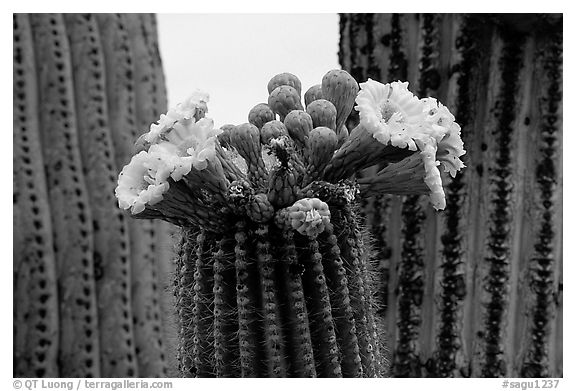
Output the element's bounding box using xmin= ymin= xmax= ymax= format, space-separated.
xmin=305 ymin=209 xmax=321 ymax=222
xmin=143 ymin=175 xmax=155 ymax=185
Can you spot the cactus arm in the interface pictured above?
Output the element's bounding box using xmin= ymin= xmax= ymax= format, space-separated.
xmin=13 ymin=13 xmax=60 ymax=378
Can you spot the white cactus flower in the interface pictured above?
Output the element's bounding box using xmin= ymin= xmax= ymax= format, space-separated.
xmin=355 ymin=79 xmax=428 ymax=150
xmin=144 ymin=90 xmax=210 ymax=144
xmin=354 ymin=79 xmax=466 ymax=210
xmin=115 ymin=150 xmax=172 ymax=214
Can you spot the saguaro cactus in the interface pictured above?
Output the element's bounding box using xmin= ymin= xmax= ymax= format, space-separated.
xmin=339 ymin=13 xmax=562 ymax=377
xmin=13 ymin=13 xmax=172 ymax=377
xmin=29 ymin=13 xmax=101 ymax=377
xmin=13 ymin=14 xmax=60 ymax=378
xmin=115 ymin=69 xmax=466 ymax=377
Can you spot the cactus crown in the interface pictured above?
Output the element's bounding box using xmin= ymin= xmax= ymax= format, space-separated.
xmin=115 ymin=70 xmax=465 ymax=231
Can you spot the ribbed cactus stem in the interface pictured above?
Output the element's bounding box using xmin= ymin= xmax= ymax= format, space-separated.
xmin=212 ymin=234 xmax=240 ymax=377
xmin=320 ymin=222 xmax=363 ymax=377
xmin=129 ymin=220 xmax=167 ymax=376
xmin=63 ymin=13 xmax=138 ymax=377
xmin=30 ymin=13 xmax=101 ymax=378
xmin=481 ymin=27 xmax=524 ymax=378
xmin=234 ymin=221 xmax=261 ymax=377
xmin=95 ymin=13 xmax=135 ymax=170
xmin=98 ymin=14 xmax=168 ymax=377
xmin=278 ymin=229 xmax=316 ymax=377
xmin=174 ymin=228 xmax=198 ymax=376
xmin=335 ymin=206 xmax=376 ymax=377
xmin=300 ymin=236 xmax=342 ymax=377
xmin=254 ymin=225 xmax=287 ymax=377
xmin=394 ymin=195 xmax=426 ymax=377
xmin=521 ymin=24 xmax=562 ymax=377
xmin=192 ymin=230 xmax=216 ymax=377
xmin=353 ymin=215 xmax=384 ymax=377
xmin=13 ymin=13 xmax=60 ymax=378
xmin=144 ymin=14 xmax=179 ymax=370
xmin=126 ymin=15 xmax=170 ymax=375
xmin=360 ymin=248 xmax=384 ymax=375
xmin=312 ymin=13 xmax=568 ymax=378
xmin=165 ymin=184 xmax=386 ymax=377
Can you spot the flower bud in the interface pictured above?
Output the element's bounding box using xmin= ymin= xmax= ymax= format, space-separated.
xmin=267 ymin=72 xmax=302 ymax=96
xmin=304 ymin=84 xmax=324 ymax=107
xmin=248 ymin=103 xmax=276 ymax=130
xmin=268 ymin=85 xmax=304 ymax=121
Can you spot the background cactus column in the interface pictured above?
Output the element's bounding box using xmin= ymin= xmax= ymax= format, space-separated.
xmin=29 ymin=13 xmax=101 ymax=378
xmin=63 ymin=13 xmax=137 ymax=378
xmin=338 ymin=13 xmax=562 ymax=377
xmin=13 ymin=14 xmax=60 ymax=378
xmin=13 ymin=13 xmax=175 ymax=377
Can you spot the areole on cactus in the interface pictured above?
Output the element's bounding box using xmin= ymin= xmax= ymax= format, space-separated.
xmin=115 ymin=69 xmax=465 ymax=377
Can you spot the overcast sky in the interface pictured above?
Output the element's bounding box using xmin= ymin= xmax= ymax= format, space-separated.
xmin=157 ymin=14 xmax=340 ymax=128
